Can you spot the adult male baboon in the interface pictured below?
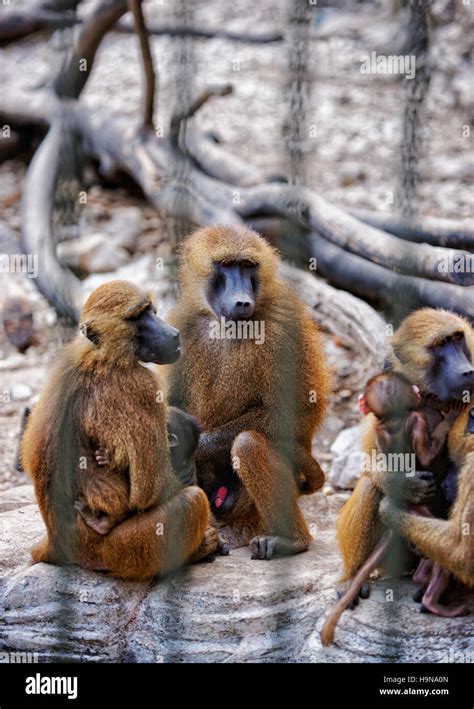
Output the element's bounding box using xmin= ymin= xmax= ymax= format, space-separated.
xmin=21 ymin=280 xmax=218 ymax=580
xmin=165 ymin=226 xmax=331 ymax=559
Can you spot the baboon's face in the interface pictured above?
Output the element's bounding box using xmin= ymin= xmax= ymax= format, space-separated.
xmin=428 ymin=330 xmax=474 ymax=401
xmin=129 ymin=304 xmax=181 ymax=365
xmin=207 ymin=260 xmax=259 ymax=320
xmin=80 ymin=281 xmax=181 ymax=365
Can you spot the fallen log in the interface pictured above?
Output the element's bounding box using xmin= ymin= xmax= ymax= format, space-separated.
xmin=351 ymin=209 xmax=474 ymax=251
xmin=0 ymin=1 xmax=80 ymax=45
xmin=236 ymin=183 xmax=474 ymax=287
xmin=280 ymin=263 xmax=389 ymax=366
xmin=305 ymin=232 xmax=474 ymax=324
xmin=186 ymin=127 xmax=287 ymax=187
xmin=21 ymin=113 xmax=84 ymax=322
xmin=8 ymin=0 xmax=474 ymax=326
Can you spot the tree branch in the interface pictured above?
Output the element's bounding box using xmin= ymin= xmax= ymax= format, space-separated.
xmin=305 ymin=233 xmax=474 ymax=324
xmin=350 ymin=209 xmax=474 ymax=251
xmin=170 ymin=84 xmax=232 ymax=147
xmin=54 ymin=0 xmax=128 ymax=100
xmin=115 ymin=21 xmax=283 ymax=43
xmin=236 ymin=183 xmax=474 ymax=286
xmin=129 ymin=0 xmax=156 ymax=129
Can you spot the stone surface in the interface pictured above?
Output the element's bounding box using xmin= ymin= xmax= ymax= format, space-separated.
xmin=57 ymin=233 xmax=130 ymax=273
xmin=1 ymin=486 xmax=472 ymax=663
xmin=328 ymin=424 xmax=365 ymax=490
xmin=0 ymin=484 xmax=36 ymax=514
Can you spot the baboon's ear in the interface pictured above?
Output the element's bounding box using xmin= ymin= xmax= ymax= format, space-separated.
xmin=80 ymin=322 xmax=100 ymax=346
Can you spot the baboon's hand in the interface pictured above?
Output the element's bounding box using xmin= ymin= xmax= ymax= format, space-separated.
xmin=442 ymin=400 xmax=465 ymax=422
xmin=403 ymin=471 xmax=436 ymax=505
xmin=95 ymin=449 xmax=109 ymax=466
xmin=191 ymin=526 xmax=227 ymax=563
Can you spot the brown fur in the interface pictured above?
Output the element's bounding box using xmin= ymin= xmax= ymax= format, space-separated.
xmin=164 ymin=226 xmax=331 ymax=553
xmin=21 ymin=280 xmax=211 ymax=580
xmin=337 ymin=308 xmax=474 ymax=581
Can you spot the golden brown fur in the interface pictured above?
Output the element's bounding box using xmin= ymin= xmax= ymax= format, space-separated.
xmin=337 ymin=308 xmax=474 ymax=581
xmin=164 ymin=226 xmax=331 ymax=555
xmin=21 ymin=280 xmax=212 ymax=580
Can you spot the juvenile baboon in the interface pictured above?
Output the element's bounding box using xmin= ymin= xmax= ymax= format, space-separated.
xmin=165 ymin=226 xmax=331 ymax=559
xmin=358 ymin=370 xmax=461 ymax=469
xmin=21 ymin=280 xmax=218 ymax=580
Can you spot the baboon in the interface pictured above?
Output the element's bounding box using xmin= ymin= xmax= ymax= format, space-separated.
xmin=167 ymin=407 xmax=202 ymax=487
xmin=336 ymin=309 xmax=474 ymax=595
xmin=359 ymin=371 xmax=461 ymax=469
xmin=164 ymin=226 xmax=331 ymax=559
xmin=21 ymin=280 xmax=219 ymax=580
xmin=322 ymin=366 xmax=466 ymax=644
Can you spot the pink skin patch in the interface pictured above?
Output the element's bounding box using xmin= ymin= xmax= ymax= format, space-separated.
xmin=215 ymin=486 xmax=228 ymax=509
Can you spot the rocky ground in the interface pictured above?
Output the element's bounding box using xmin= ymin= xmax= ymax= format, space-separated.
xmin=1 ymin=485 xmax=472 ymax=662
xmin=0 ymin=0 xmax=473 ymax=662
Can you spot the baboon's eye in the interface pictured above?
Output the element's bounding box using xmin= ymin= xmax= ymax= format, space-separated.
xmin=212 ymin=273 xmax=225 ymax=290
xmin=127 ymin=303 xmax=152 ymax=322
xmin=126 ymin=312 xmax=142 ymax=322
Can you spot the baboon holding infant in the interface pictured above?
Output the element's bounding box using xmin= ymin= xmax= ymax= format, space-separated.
xmin=322 ymin=309 xmax=474 ymax=644
xmin=22 ymin=280 xmax=221 ymax=580
xmin=337 ymin=309 xmax=474 ymax=586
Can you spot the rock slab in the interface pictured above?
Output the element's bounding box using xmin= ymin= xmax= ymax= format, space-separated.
xmin=1 ymin=486 xmax=472 ymax=663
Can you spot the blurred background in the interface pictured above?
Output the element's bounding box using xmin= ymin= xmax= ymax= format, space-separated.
xmin=0 ymin=0 xmax=473 ymax=491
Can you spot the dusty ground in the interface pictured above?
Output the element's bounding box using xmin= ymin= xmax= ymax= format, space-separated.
xmin=1 ymin=0 xmax=472 ymax=489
